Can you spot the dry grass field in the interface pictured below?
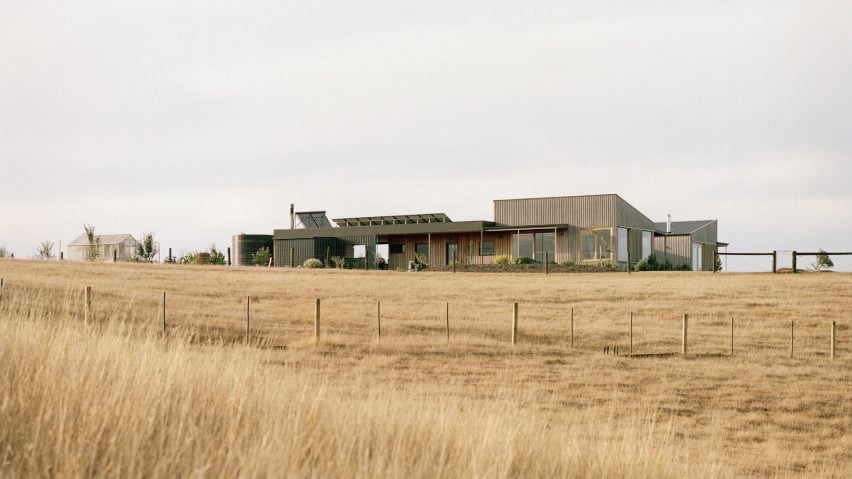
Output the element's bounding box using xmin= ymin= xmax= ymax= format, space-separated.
xmin=1 ymin=259 xmax=851 ymax=477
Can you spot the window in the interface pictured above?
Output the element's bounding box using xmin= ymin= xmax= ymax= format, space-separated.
xmin=512 ymin=233 xmax=534 ymax=259
xmin=446 ymin=243 xmax=458 ymax=264
xmin=617 ymin=227 xmax=628 ymax=262
xmin=480 ymin=240 xmax=495 ymax=256
xmin=580 ymin=229 xmax=612 ymax=261
xmin=390 ymin=244 xmax=405 ymax=254
xmin=642 ymin=231 xmax=652 ymax=260
xmin=353 ymin=244 xmax=366 ymax=258
xmin=415 ymin=243 xmax=429 ymax=258
xmin=535 ymin=232 xmax=555 ymax=262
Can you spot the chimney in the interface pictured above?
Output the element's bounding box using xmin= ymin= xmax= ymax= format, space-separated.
xmin=666 ymin=214 xmax=672 ymax=234
xmin=290 ymin=203 xmax=295 ymax=229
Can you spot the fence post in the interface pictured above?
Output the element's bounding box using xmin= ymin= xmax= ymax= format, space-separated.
xmin=629 ymin=311 xmax=633 ymax=355
xmin=452 ymin=252 xmax=456 ymax=273
xmin=831 ymin=321 xmax=836 ymax=359
xmin=290 ymin=247 xmax=294 ymax=268
xmin=0 ymin=278 xmax=4 ymax=305
xmin=682 ymin=313 xmax=688 ymax=355
xmin=790 ymin=320 xmax=794 ymax=358
xmin=84 ymin=286 xmax=92 ymax=322
xmin=377 ymin=301 xmax=381 ymax=339
xmin=445 ymin=302 xmax=450 ymax=343
xmin=570 ymin=307 xmax=574 ymax=348
xmin=512 ymin=303 xmax=518 ymax=345
xmin=162 ymin=291 xmax=167 ymax=337
xmin=771 ymin=251 xmax=777 ymax=274
xmin=315 ymin=298 xmax=321 ymax=341
xmin=227 ymin=247 xmax=232 ymax=266
xmin=792 ymin=251 xmax=797 ymax=273
xmin=246 ymin=295 xmax=251 ymax=344
xmin=730 ymin=317 xmax=734 ymax=356
xmin=545 ymin=252 xmax=549 ymax=274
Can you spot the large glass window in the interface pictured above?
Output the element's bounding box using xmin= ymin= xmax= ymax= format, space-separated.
xmin=642 ymin=231 xmax=652 ymax=259
xmin=353 ymin=245 xmax=366 ymax=258
xmin=535 ymin=232 xmax=555 ymax=262
xmin=446 ymin=243 xmax=458 ymax=264
xmin=580 ymin=229 xmax=612 ymax=261
xmin=617 ymin=227 xmax=628 ymax=262
xmin=480 ymin=240 xmax=495 ymax=256
xmin=512 ymin=233 xmax=534 ymax=259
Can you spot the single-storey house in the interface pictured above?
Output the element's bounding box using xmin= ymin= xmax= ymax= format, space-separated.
xmin=68 ymin=234 xmax=137 ymax=261
xmin=233 ymin=194 xmax=724 ymax=271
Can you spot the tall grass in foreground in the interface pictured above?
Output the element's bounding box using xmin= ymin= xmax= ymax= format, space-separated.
xmin=0 ymin=302 xmax=724 ymax=478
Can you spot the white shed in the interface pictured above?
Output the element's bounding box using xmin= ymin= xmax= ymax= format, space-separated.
xmin=68 ymin=234 xmax=138 ymax=261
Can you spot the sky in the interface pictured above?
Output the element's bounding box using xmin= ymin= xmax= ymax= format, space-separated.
xmin=1 ymin=1 xmax=851 ymax=270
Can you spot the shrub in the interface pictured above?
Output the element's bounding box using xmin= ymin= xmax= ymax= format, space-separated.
xmin=303 ymin=258 xmax=323 ymax=268
xmin=559 ymin=260 xmax=575 ymax=267
xmin=513 ymin=257 xmax=537 ymax=265
xmin=330 ymin=256 xmax=346 ymax=269
xmin=492 ymin=255 xmax=510 ymax=265
xmin=252 ymin=247 xmax=271 ymax=266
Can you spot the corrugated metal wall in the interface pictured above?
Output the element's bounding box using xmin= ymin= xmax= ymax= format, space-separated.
xmin=493 ymin=195 xmax=616 ymax=228
xmin=615 ymin=197 xmax=656 ymax=231
xmin=690 ymin=221 xmax=718 ymax=244
xmin=232 ymin=234 xmax=274 ymax=266
xmin=702 ymin=244 xmax=717 ymax=272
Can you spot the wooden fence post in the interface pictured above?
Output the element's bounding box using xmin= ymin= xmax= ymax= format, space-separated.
xmin=162 ymin=292 xmax=167 ymax=337
xmin=315 ymin=298 xmax=321 ymax=341
xmin=682 ymin=313 xmax=688 ymax=355
xmin=445 ymin=302 xmax=450 ymax=343
xmin=246 ymin=295 xmax=251 ymax=344
xmin=629 ymin=311 xmax=633 ymax=355
xmin=512 ymin=303 xmax=518 ymax=345
xmin=227 ymin=247 xmax=231 ymax=266
xmin=0 ymin=278 xmax=4 ymax=305
xmin=290 ymin=247 xmax=295 ymax=268
xmin=771 ymin=251 xmax=777 ymax=274
xmin=570 ymin=307 xmax=574 ymax=348
xmin=545 ymin=252 xmax=549 ymax=274
xmin=84 ymin=286 xmax=92 ymax=322
xmin=831 ymin=321 xmax=836 ymax=359
xmin=792 ymin=251 xmax=797 ymax=273
xmin=377 ymin=301 xmax=381 ymax=339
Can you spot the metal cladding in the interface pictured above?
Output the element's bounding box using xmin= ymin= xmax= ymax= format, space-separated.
xmin=232 ymin=234 xmax=274 ymax=266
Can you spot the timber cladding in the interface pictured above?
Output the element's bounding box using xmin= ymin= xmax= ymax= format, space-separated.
xmin=494 ymin=194 xmax=617 ymax=228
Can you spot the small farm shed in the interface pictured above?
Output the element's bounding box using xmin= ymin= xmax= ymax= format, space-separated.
xmin=67 ymin=234 xmax=137 ymax=261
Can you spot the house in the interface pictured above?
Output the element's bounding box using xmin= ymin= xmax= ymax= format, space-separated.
xmin=67 ymin=234 xmax=137 ymax=261
xmin=235 ymin=194 xmax=723 ymax=271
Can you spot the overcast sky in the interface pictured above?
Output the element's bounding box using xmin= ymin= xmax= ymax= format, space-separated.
xmin=2 ymin=1 xmax=850 ymax=270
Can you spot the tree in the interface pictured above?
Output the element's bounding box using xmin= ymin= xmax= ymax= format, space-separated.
xmin=135 ymin=233 xmax=158 ymax=262
xmin=0 ymin=245 xmax=8 ymax=258
xmin=84 ymin=224 xmax=100 ymax=261
xmin=813 ymin=249 xmax=834 ymax=271
xmin=35 ymin=241 xmax=55 ymax=260
xmin=209 ymin=244 xmax=226 ymax=265
xmin=252 ymin=247 xmax=270 ymax=266
xmin=714 ymin=253 xmax=723 ymax=272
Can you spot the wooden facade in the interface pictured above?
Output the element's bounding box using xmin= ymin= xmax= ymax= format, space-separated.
xmin=268 ymin=194 xmax=721 ymax=271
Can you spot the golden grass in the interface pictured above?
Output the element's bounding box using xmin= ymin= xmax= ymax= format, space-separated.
xmin=1 ymin=259 xmax=851 ymax=477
